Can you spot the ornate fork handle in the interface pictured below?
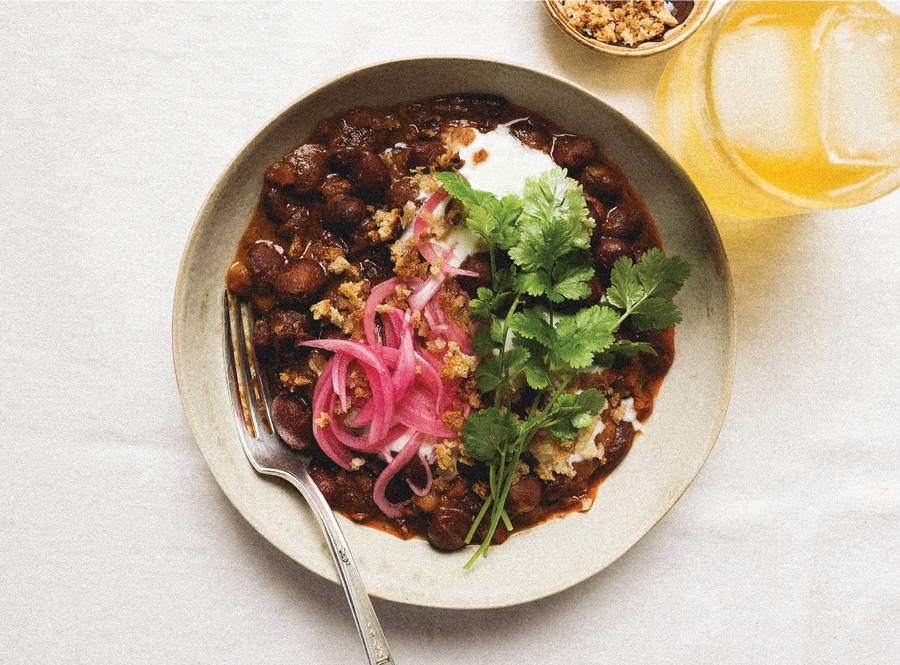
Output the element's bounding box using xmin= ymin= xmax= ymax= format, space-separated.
xmin=275 ymin=457 xmax=394 ymax=665
xmin=224 ymin=291 xmax=395 ymax=665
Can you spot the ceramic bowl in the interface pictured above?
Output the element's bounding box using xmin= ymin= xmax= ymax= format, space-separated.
xmin=543 ymin=1 xmax=716 ymax=57
xmin=173 ymin=56 xmax=734 ymax=609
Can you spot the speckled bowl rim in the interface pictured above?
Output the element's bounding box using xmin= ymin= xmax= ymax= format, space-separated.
xmin=172 ymin=56 xmax=735 ymax=609
xmin=543 ymin=0 xmax=716 ymax=57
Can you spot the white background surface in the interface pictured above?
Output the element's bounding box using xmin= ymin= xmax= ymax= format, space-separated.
xmin=2 ymin=2 xmax=898 ymax=663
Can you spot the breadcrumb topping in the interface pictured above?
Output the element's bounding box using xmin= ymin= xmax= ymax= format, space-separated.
xmin=560 ymin=0 xmax=679 ymax=47
xmin=439 ymin=341 xmax=479 ymax=380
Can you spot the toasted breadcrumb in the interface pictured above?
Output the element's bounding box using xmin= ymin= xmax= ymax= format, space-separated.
xmin=560 ymin=1 xmax=679 ymax=46
xmin=328 ymin=255 xmax=353 ymax=275
xmin=309 ymin=280 xmax=370 ymax=338
xmin=391 ymin=237 xmax=429 ymax=280
xmin=441 ymin=404 xmax=466 ymax=432
xmin=372 ymin=208 xmax=404 ymax=242
xmin=434 ymin=437 xmax=462 ymax=477
xmin=439 ymin=341 xmax=478 ymax=380
xmin=279 ymin=368 xmax=311 ymax=392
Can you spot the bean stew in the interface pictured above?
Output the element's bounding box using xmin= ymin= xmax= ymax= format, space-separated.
xmin=225 ymin=94 xmax=676 ymax=553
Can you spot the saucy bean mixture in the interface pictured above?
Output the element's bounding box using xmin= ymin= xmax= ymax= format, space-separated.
xmin=225 ymin=94 xmax=676 ymax=552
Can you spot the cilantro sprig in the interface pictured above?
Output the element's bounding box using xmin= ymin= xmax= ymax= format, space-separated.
xmin=436 ymin=168 xmax=691 ymax=568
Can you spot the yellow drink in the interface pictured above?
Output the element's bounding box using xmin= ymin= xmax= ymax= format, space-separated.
xmin=655 ymin=1 xmax=900 ymax=218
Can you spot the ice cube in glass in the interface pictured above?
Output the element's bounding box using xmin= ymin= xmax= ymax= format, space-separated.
xmin=711 ymin=20 xmax=820 ymax=162
xmin=818 ymin=10 xmax=900 ymax=167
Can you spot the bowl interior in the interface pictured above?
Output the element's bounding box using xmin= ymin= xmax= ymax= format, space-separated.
xmin=173 ymin=56 xmax=734 ymax=609
xmin=544 ymin=0 xmax=716 ymax=57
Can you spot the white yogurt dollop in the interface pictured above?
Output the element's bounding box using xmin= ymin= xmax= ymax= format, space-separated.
xmin=456 ymin=124 xmax=557 ymax=198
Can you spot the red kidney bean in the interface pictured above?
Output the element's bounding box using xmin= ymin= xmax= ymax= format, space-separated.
xmin=286 ymin=143 xmax=328 ymax=193
xmin=384 ymin=180 xmax=419 ymax=211
xmin=264 ymin=308 xmax=314 ymax=351
xmin=247 ymin=241 xmax=286 ymax=282
xmin=354 ymin=249 xmax=395 ymax=283
xmin=225 ymin=262 xmax=252 ymax=296
xmin=433 ymin=94 xmax=507 ymax=120
xmin=263 ymin=160 xmax=295 ymax=188
xmin=636 ymin=327 xmax=675 ymax=374
xmin=552 ymin=136 xmax=597 ymax=170
xmin=605 ymin=420 xmax=635 ymax=467
xmin=320 ymin=174 xmax=352 ymax=199
xmin=351 ymin=149 xmax=391 ymax=196
xmin=341 ymin=487 xmax=375 ymax=517
xmin=324 ymin=194 xmax=367 ymax=231
xmin=329 ymin=126 xmax=378 ymax=172
xmin=505 ymin=475 xmax=542 ymax=515
xmin=262 ymin=186 xmax=300 ymax=223
xmin=585 ymin=275 xmax=604 ymax=305
xmin=309 ymin=467 xmax=340 ymax=505
xmin=408 ymin=141 xmax=445 ymax=170
xmin=272 ymin=258 xmax=327 ymax=303
xmin=602 ymin=199 xmax=645 ymax=240
xmin=278 ymin=203 xmax=323 ymax=243
xmin=272 ymin=393 xmax=314 ymax=451
xmin=456 ymin=253 xmax=492 ymax=297
xmin=411 ymin=489 xmax=440 ymax=514
xmin=579 ymin=162 xmax=624 ymax=207
xmin=509 ymin=119 xmax=552 ymax=151
xmin=427 ymin=509 xmax=474 ymax=551
xmin=543 ymin=474 xmax=574 ymax=504
xmin=594 ymin=236 xmax=634 ymax=270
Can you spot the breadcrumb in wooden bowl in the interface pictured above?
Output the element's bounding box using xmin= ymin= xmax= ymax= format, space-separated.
xmin=544 ymin=0 xmax=715 ymax=57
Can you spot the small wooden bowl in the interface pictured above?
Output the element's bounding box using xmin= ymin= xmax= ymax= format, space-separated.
xmin=544 ymin=1 xmax=715 ymax=57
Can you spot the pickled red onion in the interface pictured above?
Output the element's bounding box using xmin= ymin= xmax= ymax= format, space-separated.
xmin=372 ymin=432 xmax=424 ymax=518
xmin=303 ymin=187 xmax=481 ymax=517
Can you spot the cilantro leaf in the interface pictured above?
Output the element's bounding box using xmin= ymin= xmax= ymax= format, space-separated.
xmin=510 ymin=333 xmax=552 ymax=390
xmin=489 ymin=315 xmax=506 ymax=345
xmin=509 ymin=214 xmax=574 ymax=274
xmin=436 ymin=171 xmax=521 ymax=249
xmin=474 ymin=354 xmax=503 ymax=392
xmin=473 ymin=324 xmax=496 ymax=357
xmin=516 ymin=268 xmax=553 ymax=298
xmin=520 ymin=167 xmax=592 ymax=250
xmin=547 ymin=389 xmax=605 ymax=440
xmin=523 ymin=362 xmax=550 ymax=391
xmin=554 ymin=305 xmax=619 ymax=369
xmin=637 ymin=247 xmax=692 ymax=299
xmin=630 ymin=297 xmax=683 ymax=330
xmin=607 ymin=249 xmax=693 ymax=327
xmin=606 ymin=256 xmax=642 ymax=311
xmin=508 ymin=309 xmax=555 ymax=348
xmin=548 ymin=252 xmax=594 ymax=302
xmin=462 ymin=407 xmax=520 ymax=466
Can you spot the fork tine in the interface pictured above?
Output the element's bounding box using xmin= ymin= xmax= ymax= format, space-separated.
xmin=240 ymin=298 xmax=276 ymax=437
xmin=235 ymin=294 xmax=272 ymax=438
xmin=224 ymin=290 xmax=255 ymax=439
xmin=225 ymin=290 xmax=274 ymax=442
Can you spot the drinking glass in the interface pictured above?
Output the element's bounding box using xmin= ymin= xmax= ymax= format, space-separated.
xmin=655 ymin=0 xmax=900 ymax=218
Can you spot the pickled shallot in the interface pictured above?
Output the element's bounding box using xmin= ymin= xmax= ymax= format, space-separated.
xmin=302 ymin=196 xmax=474 ymax=518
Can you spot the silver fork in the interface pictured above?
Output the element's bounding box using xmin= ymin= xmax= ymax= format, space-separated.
xmin=223 ymin=290 xmax=395 ymax=665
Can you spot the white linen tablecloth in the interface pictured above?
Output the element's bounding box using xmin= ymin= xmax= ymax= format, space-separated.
xmin=2 ymin=2 xmax=898 ymax=663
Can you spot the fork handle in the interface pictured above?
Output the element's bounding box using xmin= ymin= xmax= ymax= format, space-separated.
xmin=282 ymin=470 xmax=396 ymax=665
